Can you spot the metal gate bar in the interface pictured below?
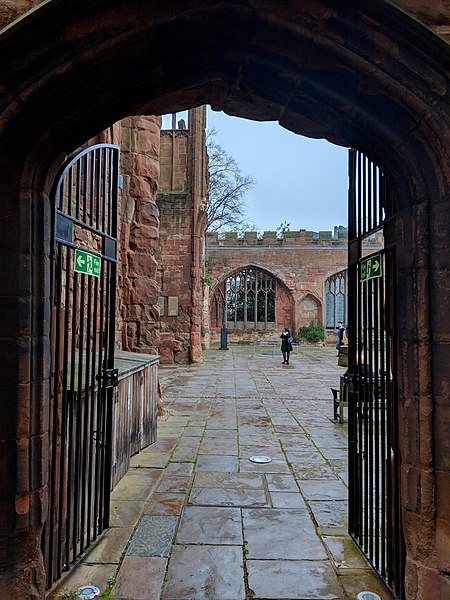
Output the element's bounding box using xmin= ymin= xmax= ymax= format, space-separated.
xmin=348 ymin=149 xmax=405 ymax=598
xmin=43 ymin=144 xmax=119 ymax=589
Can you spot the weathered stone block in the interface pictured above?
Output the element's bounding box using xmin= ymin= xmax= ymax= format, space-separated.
xmin=129 ymin=279 xmax=158 ymax=307
xmin=128 ymin=252 xmax=158 ymax=277
xmin=130 ymin=223 xmax=159 ymax=247
xmin=136 ymin=199 xmax=159 ymax=226
xmin=134 ymin=154 xmax=160 ymax=181
xmin=129 ymin=175 xmax=156 ymax=199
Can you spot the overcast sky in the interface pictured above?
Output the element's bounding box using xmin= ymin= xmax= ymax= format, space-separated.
xmin=206 ymin=107 xmax=349 ymax=234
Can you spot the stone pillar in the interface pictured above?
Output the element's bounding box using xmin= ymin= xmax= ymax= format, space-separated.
xmin=188 ymin=106 xmax=208 ymax=363
xmin=202 ymin=283 xmax=211 ymax=349
xmin=157 ymin=107 xmax=207 ymax=364
xmin=0 ymin=164 xmax=49 ymax=598
xmin=119 ymin=116 xmax=161 ymax=354
xmin=397 ymin=191 xmax=450 ymax=599
xmin=431 ymin=192 xmax=450 ymax=599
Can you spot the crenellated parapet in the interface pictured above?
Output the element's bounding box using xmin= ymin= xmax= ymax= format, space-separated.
xmin=206 ymin=227 xmax=385 ymax=248
xmin=206 ymin=227 xmax=358 ymax=247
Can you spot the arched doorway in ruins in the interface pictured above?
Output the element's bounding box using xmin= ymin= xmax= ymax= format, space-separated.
xmin=209 ymin=265 xmax=294 ymax=341
xmin=0 ymin=2 xmax=449 ymax=598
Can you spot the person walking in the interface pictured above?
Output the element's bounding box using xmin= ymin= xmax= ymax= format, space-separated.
xmin=280 ymin=327 xmax=293 ymax=364
xmin=336 ymin=321 xmax=345 ymax=355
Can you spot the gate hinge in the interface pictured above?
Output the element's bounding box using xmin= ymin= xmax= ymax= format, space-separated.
xmin=97 ymin=368 xmax=119 ymax=388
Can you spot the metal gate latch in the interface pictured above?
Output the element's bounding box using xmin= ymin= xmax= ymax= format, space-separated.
xmin=97 ymin=368 xmax=119 ymax=388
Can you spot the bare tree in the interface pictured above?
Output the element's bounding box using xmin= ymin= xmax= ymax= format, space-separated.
xmin=206 ymin=130 xmax=255 ymax=232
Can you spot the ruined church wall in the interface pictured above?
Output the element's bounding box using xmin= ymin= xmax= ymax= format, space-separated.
xmin=118 ymin=116 xmax=161 ymax=354
xmin=157 ymin=130 xmax=192 ymax=363
xmin=156 ymin=109 xmax=208 ymax=364
xmin=206 ymin=230 xmax=349 ymax=340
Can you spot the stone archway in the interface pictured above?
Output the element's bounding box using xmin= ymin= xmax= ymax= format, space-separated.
xmin=0 ymin=2 xmax=449 ymax=597
xmin=209 ymin=264 xmax=295 ymax=341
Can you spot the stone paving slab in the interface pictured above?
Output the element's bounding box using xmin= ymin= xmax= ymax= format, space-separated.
xmin=175 ymin=506 xmax=243 ymax=544
xmin=131 ymin=453 xmax=170 ymax=469
xmin=161 ymin=545 xmax=245 ymax=600
xmin=84 ymin=526 xmax=134 ymax=564
xmin=311 ymin=432 xmax=348 ymax=446
xmin=182 ymin=426 xmax=204 ymax=436
xmin=292 ymin=464 xmax=338 ymax=480
xmin=170 ymin=446 xmax=198 ymax=462
xmin=284 ymin=450 xmax=329 ymax=466
xmin=164 ymin=463 xmax=194 ymax=476
xmin=243 ymin=508 xmax=328 ymax=560
xmin=193 ymin=472 xmax=265 ymax=490
xmin=238 ymin=425 xmax=274 ymax=436
xmin=239 ymin=458 xmax=292 ymax=474
xmin=111 ymin=468 xmax=163 ymax=501
xmin=156 ymin=475 xmax=193 ymax=494
xmin=239 ymin=444 xmax=286 ymax=460
xmin=195 ymin=455 xmax=239 ymax=472
xmin=273 ymin=424 xmax=304 ymax=433
xmin=338 ymin=571 xmax=395 ymax=599
xmin=265 ymin=473 xmax=299 ymax=492
xmin=239 ymin=432 xmax=282 ymax=444
xmin=308 ymin=500 xmax=349 ymax=534
xmin=175 ymin=437 xmax=203 ymax=449
xmin=51 ymin=564 xmax=116 ymax=599
xmin=206 ymin=418 xmax=237 ymax=429
xmin=113 ymin=556 xmax=167 ymax=600
xmin=203 ymin=429 xmax=237 ymax=439
xmin=127 ymin=515 xmax=178 ymax=557
xmin=321 ymin=535 xmax=372 ymax=570
xmin=110 ymin=500 xmax=147 ymax=529
xmin=247 ymin=559 xmax=343 ymax=599
xmin=298 ymin=479 xmax=348 ymax=501
xmin=270 ymin=491 xmax=308 ymax=508
xmin=189 ymin=486 xmax=269 ymax=507
xmin=199 ymin=438 xmax=239 ymax=455
xmin=277 ymin=434 xmax=316 ymax=449
xmin=144 ymin=492 xmax=186 ymax=516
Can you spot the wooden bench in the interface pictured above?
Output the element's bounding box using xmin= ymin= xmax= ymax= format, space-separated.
xmin=331 ymin=376 xmax=348 ymax=424
xmin=332 ymin=373 xmax=393 ymax=424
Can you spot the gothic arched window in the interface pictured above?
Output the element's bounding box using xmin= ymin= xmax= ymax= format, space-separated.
xmin=326 ymin=269 xmax=347 ymax=328
xmin=226 ymin=267 xmax=276 ymax=329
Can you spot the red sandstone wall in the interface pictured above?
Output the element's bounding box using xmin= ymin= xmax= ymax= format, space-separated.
xmin=156 ymin=108 xmax=207 ymax=364
xmin=157 ymin=188 xmax=194 ymax=363
xmin=157 ymin=129 xmax=192 ymax=362
xmin=78 ymin=118 xmax=162 ymax=356
xmin=206 ymin=230 xmax=349 ymax=339
xmin=206 ymin=230 xmax=384 ymax=342
xmin=119 ymin=116 xmax=161 ymax=354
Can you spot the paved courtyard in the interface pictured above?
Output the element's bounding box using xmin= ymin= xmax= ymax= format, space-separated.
xmin=55 ymin=344 xmax=394 ymax=600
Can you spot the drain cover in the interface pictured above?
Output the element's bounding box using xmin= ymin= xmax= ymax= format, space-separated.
xmin=249 ymin=455 xmax=272 ymax=463
xmin=76 ymin=585 xmax=100 ymax=599
xmin=356 ymin=592 xmax=381 ymax=600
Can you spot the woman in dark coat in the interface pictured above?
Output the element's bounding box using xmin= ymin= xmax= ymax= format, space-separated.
xmin=280 ymin=327 xmax=293 ymax=365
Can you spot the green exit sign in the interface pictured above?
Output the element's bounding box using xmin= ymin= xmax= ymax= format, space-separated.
xmin=361 ymin=253 xmax=382 ymax=282
xmin=74 ymin=249 xmax=101 ymax=277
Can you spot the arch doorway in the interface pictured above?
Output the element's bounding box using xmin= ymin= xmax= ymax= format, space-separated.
xmin=210 ymin=266 xmax=294 ymax=340
xmin=0 ymin=2 xmax=449 ymax=598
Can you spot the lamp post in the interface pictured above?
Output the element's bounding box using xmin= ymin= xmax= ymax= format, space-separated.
xmin=219 ymin=303 xmax=228 ymax=350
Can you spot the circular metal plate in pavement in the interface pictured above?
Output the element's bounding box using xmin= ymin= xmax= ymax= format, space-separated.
xmin=248 ymin=455 xmax=272 ymax=463
xmin=76 ymin=585 xmax=100 ymax=599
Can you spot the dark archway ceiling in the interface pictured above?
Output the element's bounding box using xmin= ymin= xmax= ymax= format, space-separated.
xmin=0 ymin=0 xmax=448 ymax=196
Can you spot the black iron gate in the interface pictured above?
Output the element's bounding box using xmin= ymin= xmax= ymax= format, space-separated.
xmin=347 ymin=149 xmax=405 ymax=598
xmin=42 ymin=144 xmax=120 ymax=588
